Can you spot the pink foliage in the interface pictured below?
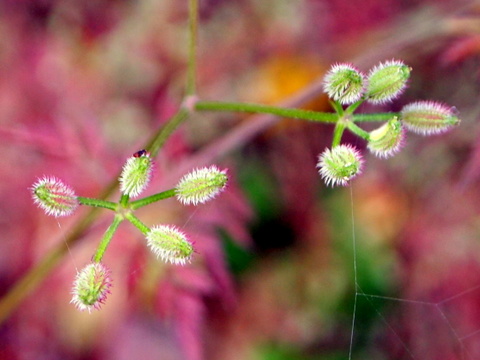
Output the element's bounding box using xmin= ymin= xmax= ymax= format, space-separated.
xmin=1 ymin=0 xmax=479 ymax=359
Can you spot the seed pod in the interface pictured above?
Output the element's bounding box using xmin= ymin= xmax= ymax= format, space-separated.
xmin=146 ymin=225 xmax=194 ymax=265
xmin=175 ymin=166 xmax=228 ymax=205
xmin=70 ymin=262 xmax=112 ymax=313
xmin=323 ymin=63 xmax=366 ymax=105
xmin=401 ymin=101 xmax=460 ymax=135
xmin=119 ymin=151 xmax=153 ymax=198
xmin=366 ymin=59 xmax=411 ymax=104
xmin=31 ymin=176 xmax=78 ymax=217
xmin=317 ymin=145 xmax=364 ymax=187
xmin=368 ymin=117 xmax=405 ymax=158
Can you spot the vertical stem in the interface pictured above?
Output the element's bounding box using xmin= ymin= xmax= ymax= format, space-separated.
xmin=330 ymin=100 xmax=344 ymax=116
xmin=120 ymin=194 xmax=130 ymax=207
xmin=332 ymin=122 xmax=346 ymax=147
xmin=186 ymin=0 xmax=199 ymax=95
xmin=93 ymin=214 xmax=123 ymax=263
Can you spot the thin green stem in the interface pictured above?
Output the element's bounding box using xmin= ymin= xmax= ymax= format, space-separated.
xmin=120 ymin=194 xmax=130 ymax=207
xmin=93 ymin=214 xmax=123 ymax=263
xmin=332 ymin=122 xmax=347 ymax=147
xmin=186 ymin=0 xmax=198 ymax=95
xmin=196 ymin=100 xmax=400 ymax=125
xmin=77 ymin=197 xmax=117 ymax=211
xmin=148 ymin=108 xmax=190 ymax=157
xmin=125 ymin=212 xmax=150 ymax=235
xmin=330 ymin=100 xmax=344 ymax=116
xmin=345 ymin=99 xmax=365 ymax=115
xmin=130 ymin=189 xmax=177 ymax=210
xmin=352 ymin=112 xmax=399 ymax=122
xmin=346 ymin=122 xmax=370 ymax=140
xmin=195 ymin=101 xmax=338 ymax=123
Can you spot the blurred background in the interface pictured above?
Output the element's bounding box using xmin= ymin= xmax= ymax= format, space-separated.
xmin=1 ymin=0 xmax=480 ymax=359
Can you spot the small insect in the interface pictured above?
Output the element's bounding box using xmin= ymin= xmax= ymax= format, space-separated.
xmin=133 ymin=149 xmax=148 ymax=158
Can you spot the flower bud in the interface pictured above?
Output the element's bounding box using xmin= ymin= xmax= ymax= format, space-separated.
xmin=366 ymin=59 xmax=411 ymax=104
xmin=400 ymin=101 xmax=460 ymax=135
xmin=119 ymin=150 xmax=153 ymax=198
xmin=367 ymin=117 xmax=405 ymax=158
xmin=317 ymin=145 xmax=364 ymax=187
xmin=175 ymin=166 xmax=228 ymax=205
xmin=71 ymin=262 xmax=112 ymax=313
xmin=323 ymin=63 xmax=366 ymax=105
xmin=146 ymin=225 xmax=194 ymax=265
xmin=31 ymin=176 xmax=78 ymax=217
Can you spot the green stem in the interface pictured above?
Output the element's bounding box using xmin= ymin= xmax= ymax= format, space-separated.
xmin=330 ymin=100 xmax=344 ymax=116
xmin=352 ymin=112 xmax=399 ymax=122
xmin=346 ymin=122 xmax=370 ymax=140
xmin=77 ymin=197 xmax=117 ymax=211
xmin=120 ymin=194 xmax=130 ymax=207
xmin=345 ymin=99 xmax=365 ymax=115
xmin=148 ymin=108 xmax=189 ymax=157
xmin=125 ymin=213 xmax=150 ymax=235
xmin=332 ymin=122 xmax=346 ymax=147
xmin=93 ymin=214 xmax=123 ymax=263
xmin=186 ymin=0 xmax=198 ymax=95
xmin=130 ymin=189 xmax=177 ymax=210
xmin=195 ymin=101 xmax=338 ymax=123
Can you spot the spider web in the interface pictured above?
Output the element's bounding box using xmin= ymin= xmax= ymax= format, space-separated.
xmin=347 ymin=186 xmax=480 ymax=360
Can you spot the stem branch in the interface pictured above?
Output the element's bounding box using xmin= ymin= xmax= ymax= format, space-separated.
xmin=352 ymin=112 xmax=399 ymax=122
xmin=148 ymin=109 xmax=189 ymax=157
xmin=186 ymin=0 xmax=198 ymax=95
xmin=77 ymin=197 xmax=117 ymax=211
xmin=93 ymin=214 xmax=123 ymax=263
xmin=347 ymin=122 xmax=370 ymax=140
xmin=130 ymin=189 xmax=177 ymax=210
xmin=125 ymin=213 xmax=150 ymax=235
xmin=196 ymin=101 xmax=338 ymax=123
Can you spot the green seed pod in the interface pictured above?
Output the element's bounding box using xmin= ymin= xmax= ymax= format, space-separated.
xmin=146 ymin=225 xmax=194 ymax=265
xmin=317 ymin=145 xmax=364 ymax=187
xmin=31 ymin=176 xmax=78 ymax=217
xmin=401 ymin=101 xmax=460 ymax=135
xmin=119 ymin=150 xmax=153 ymax=198
xmin=366 ymin=59 xmax=411 ymax=104
xmin=323 ymin=63 xmax=366 ymax=105
xmin=368 ymin=117 xmax=405 ymax=158
xmin=70 ymin=262 xmax=112 ymax=312
xmin=175 ymin=166 xmax=228 ymax=205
